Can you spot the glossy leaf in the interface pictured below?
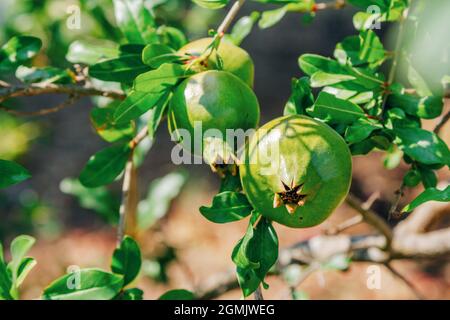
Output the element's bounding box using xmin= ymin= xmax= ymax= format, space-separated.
xmin=0 ymin=160 xmax=31 ymax=189
xmin=79 ymin=144 xmax=132 ymax=188
xmin=111 ymin=236 xmax=142 ymax=286
xmin=89 ymin=54 xmax=151 ymax=82
xmin=402 ymin=185 xmax=450 ymax=212
xmin=117 ymin=288 xmax=144 ymax=300
xmin=232 ymin=217 xmax=278 ymax=297
xmin=16 ymin=66 xmax=73 ymax=84
xmin=90 ymin=105 xmax=135 ymax=142
xmin=142 ymin=43 xmax=179 ymax=68
xmin=0 ymin=243 xmax=13 ymax=300
xmin=193 ymin=0 xmax=229 ymax=10
xmin=147 ymin=91 xmax=171 ymax=139
xmin=113 ymin=0 xmax=158 ymax=44
xmin=387 ymin=94 xmax=443 ymax=119
xmin=200 ymin=191 xmax=253 ymax=223
xmin=134 ymin=63 xmax=191 ymax=92
xmin=227 ymin=12 xmax=260 ymax=45
xmin=259 ymin=6 xmax=287 ymax=29
xmin=395 ymin=128 xmax=450 ymax=166
xmin=159 ymin=289 xmax=195 ymax=300
xmin=43 ymin=269 xmax=123 ymax=300
xmin=66 ymin=40 xmax=119 ymax=65
xmin=308 ymin=91 xmax=365 ymax=124
xmin=334 ymin=30 xmax=386 ymax=68
xmin=284 ymin=77 xmax=314 ymax=115
xmin=345 ymin=117 xmax=382 ymax=144
xmin=114 ymin=90 xmax=166 ymax=124
xmin=0 ymin=36 xmax=42 ymax=72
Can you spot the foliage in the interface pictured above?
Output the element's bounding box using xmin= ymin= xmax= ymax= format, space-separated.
xmin=0 ymin=0 xmax=448 ymax=300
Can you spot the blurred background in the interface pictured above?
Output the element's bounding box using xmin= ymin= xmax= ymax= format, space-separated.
xmin=0 ymin=0 xmax=449 ymax=299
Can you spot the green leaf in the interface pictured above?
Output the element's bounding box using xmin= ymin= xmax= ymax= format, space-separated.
xmin=403 ymin=169 xmax=421 ymax=187
xmin=43 ymin=269 xmax=123 ymax=300
xmin=66 ymin=40 xmax=119 ymax=65
xmin=193 ymin=0 xmax=229 ymax=10
xmin=15 ymin=257 xmax=36 ymax=289
xmin=113 ymin=0 xmax=158 ymax=44
xmin=299 ymin=54 xmax=383 ymax=90
xmin=114 ymin=90 xmax=166 ymax=124
xmin=259 ymin=6 xmax=287 ymax=29
xmin=117 ymin=287 xmax=143 ymax=300
xmin=232 ymin=217 xmax=278 ymax=297
xmin=418 ymin=166 xmax=437 ymax=188
xmin=60 ymin=178 xmax=120 ymax=224
xmin=142 ymin=43 xmax=179 ymax=68
xmin=7 ymin=235 xmax=36 ymax=298
xmin=0 ymin=36 xmax=42 ymax=72
xmin=284 ymin=77 xmax=314 ymax=116
xmin=227 ymin=12 xmax=260 ymax=45
xmin=90 ymin=105 xmax=136 ymax=142
xmin=310 ymin=72 xmax=356 ymax=87
xmin=334 ymin=30 xmax=386 ymax=68
xmin=387 ymin=94 xmax=443 ymax=119
xmin=89 ymin=54 xmax=151 ymax=83
xmin=147 ymin=91 xmax=171 ymax=139
xmin=134 ymin=63 xmax=191 ymax=92
xmin=111 ymin=236 xmax=142 ymax=286
xmin=0 ymin=160 xmax=31 ymax=189
xmin=308 ymin=91 xmax=365 ymax=124
xmin=79 ymin=144 xmax=132 ymax=188
xmin=0 ymin=243 xmax=13 ymax=300
xmin=402 ymin=185 xmax=450 ymax=212
xmin=200 ymin=191 xmax=253 ymax=223
xmin=138 ymin=170 xmax=188 ymax=230
xmin=394 ymin=128 xmax=450 ymax=166
xmin=159 ymin=289 xmax=195 ymax=300
xmin=345 ymin=117 xmax=382 ymax=144
xmin=219 ymin=173 xmax=242 ymax=193
xmin=157 ymin=26 xmax=188 ymax=50
xmin=16 ymin=66 xmax=73 ymax=84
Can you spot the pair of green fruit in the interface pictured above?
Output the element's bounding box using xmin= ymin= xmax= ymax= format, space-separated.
xmin=168 ymin=38 xmax=352 ymax=228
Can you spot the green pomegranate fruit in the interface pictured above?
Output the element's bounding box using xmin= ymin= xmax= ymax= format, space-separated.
xmin=240 ymin=115 xmax=352 ymax=228
xmin=179 ymin=37 xmax=254 ymax=87
xmin=168 ymin=70 xmax=260 ymax=157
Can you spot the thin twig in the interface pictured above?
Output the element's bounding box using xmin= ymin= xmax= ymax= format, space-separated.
xmin=389 ymin=183 xmax=405 ymax=221
xmin=217 ymin=0 xmax=246 ymax=36
xmin=117 ymin=154 xmax=138 ymax=246
xmin=0 ymin=83 xmax=126 ymax=102
xmin=0 ymin=94 xmax=80 ymax=116
xmin=326 ymin=215 xmax=364 ymax=235
xmin=254 ymin=286 xmax=264 ymax=300
xmin=383 ymin=263 xmax=425 ymax=300
xmin=345 ymin=193 xmax=393 ymax=248
xmin=434 ymin=110 xmax=450 ymax=134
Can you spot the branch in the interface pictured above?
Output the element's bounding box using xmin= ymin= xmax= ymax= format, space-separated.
xmin=195 ymin=199 xmax=450 ymax=299
xmin=0 ymin=94 xmax=81 ymax=116
xmin=116 ymin=154 xmax=139 ymax=246
xmin=217 ymin=0 xmax=246 ymax=35
xmin=434 ymin=110 xmax=450 ymax=134
xmin=345 ymin=193 xmax=393 ymax=247
xmin=383 ymin=263 xmax=425 ymax=300
xmin=0 ymin=83 xmax=126 ymax=102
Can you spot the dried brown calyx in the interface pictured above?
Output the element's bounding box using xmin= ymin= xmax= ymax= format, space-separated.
xmin=273 ymin=180 xmax=308 ymax=214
